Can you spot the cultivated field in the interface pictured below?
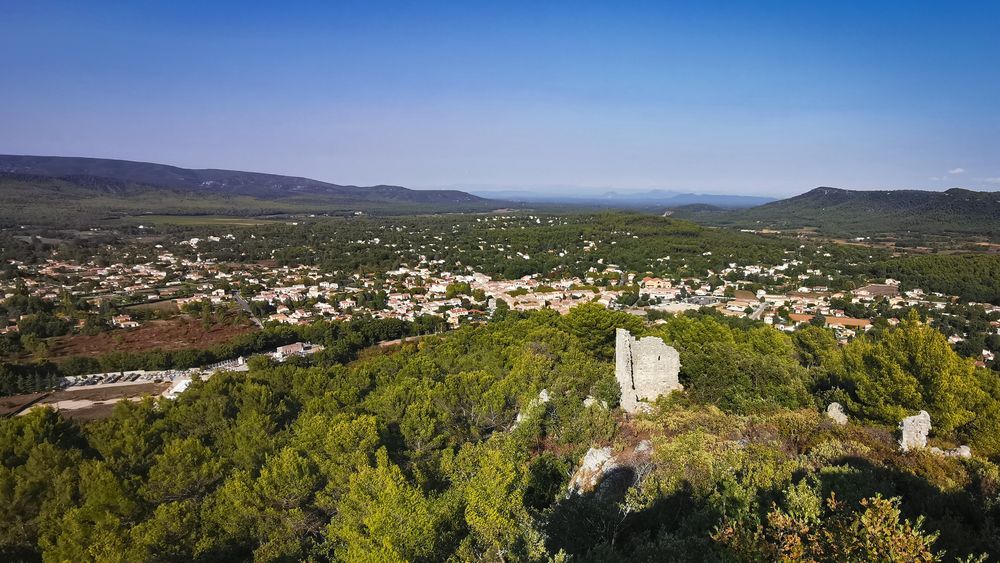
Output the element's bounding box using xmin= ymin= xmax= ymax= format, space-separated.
xmin=42 ymin=316 xmax=258 ymax=360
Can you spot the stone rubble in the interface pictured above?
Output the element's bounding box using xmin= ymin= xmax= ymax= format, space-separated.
xmin=511 ymin=388 xmax=551 ymax=430
xmin=826 ymin=402 xmax=848 ymax=425
xmin=537 ymin=388 xmax=550 ymax=403
xmin=898 ymin=410 xmax=932 ymax=452
xmin=930 ymin=445 xmax=972 ymax=458
xmin=896 ymin=410 xmax=973 ymax=458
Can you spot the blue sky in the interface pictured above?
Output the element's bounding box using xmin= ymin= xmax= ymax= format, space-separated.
xmin=1 ymin=0 xmax=998 ymax=195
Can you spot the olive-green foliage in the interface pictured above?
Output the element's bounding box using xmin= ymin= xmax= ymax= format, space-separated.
xmin=718 ymin=489 xmax=943 ymax=561
xmin=0 ymin=307 xmax=624 ymax=560
xmin=560 ymin=303 xmax=644 ymax=360
xmin=1 ymin=305 xmax=998 ymax=561
xmin=580 ymin=404 xmax=998 ymax=561
xmin=652 ymin=314 xmax=812 ymax=413
xmin=820 ymin=312 xmax=1000 ymax=456
xmin=328 ymin=448 xmax=445 ymax=561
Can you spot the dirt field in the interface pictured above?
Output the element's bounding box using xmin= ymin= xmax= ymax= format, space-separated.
xmin=57 ymin=402 xmax=121 ymax=422
xmin=43 ymin=316 xmax=258 ymax=360
xmin=3 ymin=382 xmax=171 ymax=420
xmin=0 ymin=392 xmax=49 ymax=416
xmin=124 ymin=299 xmax=180 ymax=314
xmin=43 ymin=382 xmax=170 ymax=403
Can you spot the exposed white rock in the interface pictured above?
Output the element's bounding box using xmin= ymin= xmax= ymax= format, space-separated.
xmin=899 ymin=410 xmax=931 ymax=452
xmin=567 ymin=447 xmax=617 ymax=495
xmin=930 ymin=445 xmax=972 ymax=458
xmin=583 ymin=395 xmax=608 ymax=409
xmin=511 ymin=389 xmax=552 ymax=430
xmin=567 ymin=441 xmax=658 ymax=499
xmin=826 ymin=402 xmax=848 ymax=425
xmin=954 ymin=445 xmax=973 ymax=458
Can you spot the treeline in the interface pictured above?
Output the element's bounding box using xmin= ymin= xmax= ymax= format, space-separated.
xmin=0 ymin=315 xmax=446 ymax=397
xmin=2 ymin=305 xmax=999 ymax=560
xmin=0 ymin=363 xmax=62 ymax=398
xmin=106 ymin=212 xmax=878 ymax=282
xmin=866 ymin=253 xmax=1000 ymax=304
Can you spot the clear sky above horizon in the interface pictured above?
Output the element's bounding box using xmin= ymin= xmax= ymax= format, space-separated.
xmin=2 ymin=0 xmax=998 ymax=196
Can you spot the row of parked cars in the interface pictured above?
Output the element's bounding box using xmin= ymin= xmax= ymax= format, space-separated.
xmin=64 ymin=370 xmax=188 ymax=388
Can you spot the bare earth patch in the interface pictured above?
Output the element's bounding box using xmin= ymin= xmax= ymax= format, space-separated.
xmin=43 ymin=316 xmax=258 ymax=360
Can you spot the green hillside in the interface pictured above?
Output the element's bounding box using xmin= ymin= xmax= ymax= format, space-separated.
xmin=0 ymin=173 xmax=502 ymax=228
xmin=674 ymin=187 xmax=1000 ymax=239
xmin=3 ymin=308 xmax=1000 ymax=560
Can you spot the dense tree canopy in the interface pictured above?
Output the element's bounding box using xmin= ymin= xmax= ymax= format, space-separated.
xmin=1 ymin=306 xmax=999 ymax=561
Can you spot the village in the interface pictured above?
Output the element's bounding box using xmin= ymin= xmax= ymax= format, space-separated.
xmin=4 ymin=229 xmax=998 ymax=372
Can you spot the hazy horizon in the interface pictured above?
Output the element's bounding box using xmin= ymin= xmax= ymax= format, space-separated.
xmin=0 ymin=151 xmax=993 ymax=198
xmin=2 ymin=1 xmax=999 ymax=196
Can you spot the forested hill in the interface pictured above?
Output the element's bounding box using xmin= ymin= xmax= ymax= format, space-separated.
xmin=0 ymin=155 xmax=500 ymax=225
xmin=3 ymin=307 xmax=1000 ymax=560
xmin=673 ymin=186 xmax=1000 ymax=238
xmin=0 ymin=155 xmax=489 ymax=203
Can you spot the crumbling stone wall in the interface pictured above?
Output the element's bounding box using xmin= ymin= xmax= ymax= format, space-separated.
xmin=898 ymin=410 xmax=931 ymax=452
xmin=615 ymin=329 xmax=682 ymax=413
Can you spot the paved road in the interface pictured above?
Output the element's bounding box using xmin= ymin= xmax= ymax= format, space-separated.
xmin=376 ymin=332 xmax=443 ymax=347
xmin=749 ymin=302 xmax=768 ymax=320
xmin=232 ymin=292 xmax=264 ymax=328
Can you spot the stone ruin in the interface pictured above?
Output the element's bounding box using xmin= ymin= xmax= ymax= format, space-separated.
xmin=898 ymin=410 xmax=931 ymax=452
xmin=615 ymin=329 xmax=682 ymax=413
xmin=826 ymin=402 xmax=848 ymax=425
xmin=897 ymin=410 xmax=973 ymax=458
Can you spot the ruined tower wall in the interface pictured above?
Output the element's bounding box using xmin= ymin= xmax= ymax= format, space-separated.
xmin=615 ymin=329 xmax=682 ymax=413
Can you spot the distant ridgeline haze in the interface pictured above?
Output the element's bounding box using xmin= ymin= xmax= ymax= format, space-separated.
xmin=0 ymin=154 xmax=502 ymax=226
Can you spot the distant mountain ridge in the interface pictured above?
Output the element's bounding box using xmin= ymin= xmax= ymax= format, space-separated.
xmin=469 ymin=188 xmax=773 ymax=209
xmin=0 ymin=155 xmax=510 ymax=227
xmin=0 ymin=154 xmax=488 ymax=205
xmin=671 ymin=186 xmax=1000 ymax=238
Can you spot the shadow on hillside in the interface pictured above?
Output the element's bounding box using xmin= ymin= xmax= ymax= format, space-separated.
xmin=811 ymin=455 xmax=999 ymax=557
xmin=543 ymin=455 xmax=1000 ymax=560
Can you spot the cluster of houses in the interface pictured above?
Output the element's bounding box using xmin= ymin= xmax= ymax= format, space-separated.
xmin=4 ymin=234 xmax=1000 ymax=368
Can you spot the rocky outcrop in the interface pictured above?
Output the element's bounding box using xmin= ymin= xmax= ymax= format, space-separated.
xmin=511 ymin=389 xmax=550 ymax=430
xmin=826 ymin=402 xmax=848 ymax=425
xmin=567 ymin=441 xmax=654 ymax=498
xmin=615 ymin=329 xmax=682 ymax=413
xmin=897 ymin=411 xmax=973 ymax=458
xmin=898 ymin=410 xmax=931 ymax=452
xmin=567 ymin=447 xmax=617 ymax=495
xmin=930 ymin=445 xmax=972 ymax=458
